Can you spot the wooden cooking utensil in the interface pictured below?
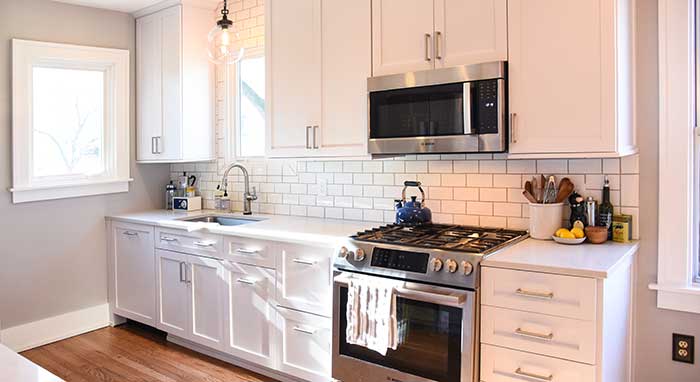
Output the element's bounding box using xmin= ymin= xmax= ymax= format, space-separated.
xmin=555 ymin=177 xmax=575 ymax=203
xmin=522 ymin=190 xmax=538 ymax=204
xmin=524 ymin=180 xmax=534 ymax=197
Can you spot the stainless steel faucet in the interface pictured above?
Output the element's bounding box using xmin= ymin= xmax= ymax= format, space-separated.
xmin=221 ymin=163 xmax=257 ymax=215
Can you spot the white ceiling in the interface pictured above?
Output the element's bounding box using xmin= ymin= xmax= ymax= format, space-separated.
xmin=51 ymin=0 xmax=170 ymax=13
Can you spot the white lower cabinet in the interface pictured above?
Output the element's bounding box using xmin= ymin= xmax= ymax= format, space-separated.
xmin=277 ymin=244 xmax=334 ymax=317
xmin=276 ymin=307 xmax=332 ymax=382
xmin=155 ymin=249 xmax=226 ymax=350
xmin=481 ymin=344 xmax=595 ymax=382
xmin=109 ymin=222 xmax=156 ymax=325
xmin=222 ymin=261 xmax=276 ymax=368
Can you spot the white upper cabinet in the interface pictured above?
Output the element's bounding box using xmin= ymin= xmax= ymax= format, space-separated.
xmin=136 ymin=3 xmax=215 ymax=163
xmin=267 ymin=0 xmax=370 ymax=158
xmin=371 ymin=0 xmax=507 ymax=76
xmin=507 ymin=0 xmax=635 ymax=157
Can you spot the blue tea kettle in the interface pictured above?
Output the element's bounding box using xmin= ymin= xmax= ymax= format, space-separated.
xmin=395 ymin=181 xmax=432 ymax=226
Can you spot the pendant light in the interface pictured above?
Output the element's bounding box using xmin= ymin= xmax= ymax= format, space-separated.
xmin=208 ymin=0 xmax=245 ymax=65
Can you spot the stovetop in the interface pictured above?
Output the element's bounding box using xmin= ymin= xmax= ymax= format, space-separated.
xmin=352 ymin=224 xmax=528 ymax=255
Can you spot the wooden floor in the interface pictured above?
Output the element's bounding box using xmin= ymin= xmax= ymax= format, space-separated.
xmin=21 ymin=322 xmax=276 ymax=382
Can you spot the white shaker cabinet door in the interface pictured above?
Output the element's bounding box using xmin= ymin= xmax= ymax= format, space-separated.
xmin=371 ymin=0 xmax=435 ymax=76
xmin=223 ymin=262 xmax=276 ymax=368
xmin=158 ymin=5 xmax=183 ymax=161
xmin=155 ymin=249 xmax=190 ymax=338
xmin=507 ymin=0 xmax=617 ymax=154
xmin=276 ymin=307 xmax=332 ymax=382
xmin=277 ymin=244 xmax=333 ymax=317
xmin=267 ymin=0 xmax=322 ymax=157
xmin=111 ymin=223 xmax=156 ymax=325
xmin=188 ymin=255 xmax=226 ymax=350
xmin=433 ymin=0 xmax=507 ymax=68
xmin=136 ymin=11 xmax=163 ymax=161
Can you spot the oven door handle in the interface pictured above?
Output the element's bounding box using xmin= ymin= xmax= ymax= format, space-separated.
xmin=334 ymin=273 xmax=466 ymax=308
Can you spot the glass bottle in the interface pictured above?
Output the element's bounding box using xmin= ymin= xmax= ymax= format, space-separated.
xmin=165 ymin=181 xmax=176 ymax=210
xmin=598 ymin=176 xmax=614 ymax=239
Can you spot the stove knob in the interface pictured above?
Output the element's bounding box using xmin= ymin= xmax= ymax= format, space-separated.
xmin=446 ymin=259 xmax=458 ymax=273
xmin=431 ymin=258 xmax=443 ymax=272
xmin=338 ymin=247 xmax=349 ymax=258
xmin=354 ymin=248 xmax=366 ymax=262
xmin=462 ymin=261 xmax=474 ymax=276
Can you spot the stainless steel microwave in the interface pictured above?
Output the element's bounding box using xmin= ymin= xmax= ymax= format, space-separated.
xmin=368 ymin=62 xmax=507 ymax=155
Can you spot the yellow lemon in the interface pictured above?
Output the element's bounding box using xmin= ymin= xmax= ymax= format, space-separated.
xmin=573 ymin=221 xmax=585 ymax=230
xmin=571 ymin=227 xmax=585 ymax=239
xmin=560 ymin=230 xmax=576 ymax=239
xmin=555 ymin=228 xmax=569 ymax=238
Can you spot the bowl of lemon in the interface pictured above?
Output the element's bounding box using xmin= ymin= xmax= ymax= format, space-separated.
xmin=552 ymin=225 xmax=586 ymax=245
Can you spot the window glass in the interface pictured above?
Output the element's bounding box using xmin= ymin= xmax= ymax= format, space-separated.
xmin=32 ymin=67 xmax=105 ymax=178
xmin=238 ymin=56 xmax=265 ymax=157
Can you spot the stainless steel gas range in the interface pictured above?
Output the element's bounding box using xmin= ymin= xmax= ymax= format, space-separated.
xmin=332 ymin=224 xmax=528 ymax=382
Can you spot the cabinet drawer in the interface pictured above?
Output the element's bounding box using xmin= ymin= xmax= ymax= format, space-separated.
xmin=480 ymin=344 xmax=595 ymax=382
xmin=481 ymin=267 xmax=597 ymax=320
xmin=224 ymin=236 xmax=274 ymax=268
xmin=481 ymin=305 xmax=596 ymax=364
xmin=155 ymin=228 xmax=223 ymax=257
xmin=277 ymin=306 xmax=332 ymax=382
xmin=277 ymin=243 xmax=333 ymax=317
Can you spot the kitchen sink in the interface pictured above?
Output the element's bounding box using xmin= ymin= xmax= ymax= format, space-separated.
xmin=182 ymin=215 xmax=264 ymax=226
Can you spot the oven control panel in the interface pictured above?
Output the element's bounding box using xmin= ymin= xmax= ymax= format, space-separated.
xmin=371 ymin=248 xmax=429 ymax=274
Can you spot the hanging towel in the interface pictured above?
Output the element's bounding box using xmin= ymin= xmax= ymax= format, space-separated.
xmin=345 ymin=276 xmax=401 ymax=356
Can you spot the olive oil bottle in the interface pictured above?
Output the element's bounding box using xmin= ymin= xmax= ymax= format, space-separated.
xmin=598 ymin=176 xmax=614 ymax=239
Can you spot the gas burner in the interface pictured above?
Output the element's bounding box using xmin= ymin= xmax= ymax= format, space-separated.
xmin=352 ymin=224 xmax=528 ymax=255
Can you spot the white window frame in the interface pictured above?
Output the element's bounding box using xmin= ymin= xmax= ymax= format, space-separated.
xmin=650 ymin=0 xmax=700 ymax=314
xmin=224 ymin=46 xmax=266 ymax=162
xmin=10 ymin=39 xmax=131 ymax=203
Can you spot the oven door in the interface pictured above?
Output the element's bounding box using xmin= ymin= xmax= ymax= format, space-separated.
xmin=332 ymin=272 xmax=478 ymax=382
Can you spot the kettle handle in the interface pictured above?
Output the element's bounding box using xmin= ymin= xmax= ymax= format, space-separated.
xmin=401 ymin=181 xmax=425 ymax=204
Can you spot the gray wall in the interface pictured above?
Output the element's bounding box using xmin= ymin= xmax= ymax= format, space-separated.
xmin=0 ymin=0 xmax=169 ymax=329
xmin=634 ymin=1 xmax=700 ymax=381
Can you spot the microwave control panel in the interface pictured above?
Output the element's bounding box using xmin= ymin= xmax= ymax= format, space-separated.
xmin=473 ymin=79 xmax=501 ymax=134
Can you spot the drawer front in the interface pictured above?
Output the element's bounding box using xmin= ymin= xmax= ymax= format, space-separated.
xmin=155 ymin=228 xmax=223 ymax=257
xmin=276 ymin=306 xmax=332 ymax=382
xmin=481 ymin=305 xmax=596 ymax=364
xmin=481 ymin=267 xmax=597 ymax=320
xmin=224 ymin=236 xmax=275 ymax=268
xmin=277 ymin=243 xmax=333 ymax=317
xmin=480 ymin=344 xmax=595 ymax=382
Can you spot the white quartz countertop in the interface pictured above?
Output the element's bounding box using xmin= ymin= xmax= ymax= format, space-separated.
xmin=482 ymin=238 xmax=639 ymax=279
xmin=0 ymin=344 xmax=63 ymax=382
xmin=106 ymin=210 xmax=373 ymax=247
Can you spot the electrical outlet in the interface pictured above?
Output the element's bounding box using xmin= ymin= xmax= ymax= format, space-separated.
xmin=673 ymin=333 xmax=695 ymax=364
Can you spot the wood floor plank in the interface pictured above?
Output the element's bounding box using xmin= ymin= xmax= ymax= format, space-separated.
xmin=20 ymin=322 xmax=277 ymax=382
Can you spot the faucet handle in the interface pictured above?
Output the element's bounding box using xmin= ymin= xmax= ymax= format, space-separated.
xmin=248 ymin=186 xmax=258 ymax=201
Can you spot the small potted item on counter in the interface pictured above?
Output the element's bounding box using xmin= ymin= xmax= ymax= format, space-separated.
xmin=612 ymin=214 xmax=634 ymax=243
xmin=585 ymin=226 xmax=608 ymax=244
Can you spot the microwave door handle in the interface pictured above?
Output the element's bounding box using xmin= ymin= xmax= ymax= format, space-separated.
xmin=463 ymin=83 xmax=474 ymax=135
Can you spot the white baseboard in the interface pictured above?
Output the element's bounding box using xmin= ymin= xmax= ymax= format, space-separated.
xmin=0 ymin=303 xmax=111 ymax=352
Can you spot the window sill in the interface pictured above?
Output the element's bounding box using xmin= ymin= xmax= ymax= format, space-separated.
xmin=10 ymin=178 xmax=133 ymax=204
xmin=649 ymin=283 xmax=700 ymax=314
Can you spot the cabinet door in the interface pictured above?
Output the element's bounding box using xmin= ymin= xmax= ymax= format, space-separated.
xmin=318 ymin=0 xmax=370 ymax=157
xmin=371 ymin=0 xmax=435 ymax=76
xmin=277 ymin=244 xmax=333 ymax=317
xmin=267 ymin=0 xmax=322 ymax=157
xmin=508 ymin=0 xmax=616 ymax=154
xmin=111 ymin=223 xmax=155 ymax=325
xmin=433 ymin=0 xmax=507 ymax=68
xmin=223 ymin=261 xmax=276 ymax=368
xmin=158 ymin=5 xmax=183 ymax=160
xmin=276 ymin=307 xmax=332 ymax=382
xmin=136 ymin=11 xmax=162 ymax=161
xmin=188 ymin=255 xmax=226 ymax=350
xmin=156 ymin=249 xmax=190 ymax=337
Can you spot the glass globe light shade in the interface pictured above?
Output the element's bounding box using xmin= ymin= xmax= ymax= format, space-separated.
xmin=208 ymin=24 xmax=245 ymax=65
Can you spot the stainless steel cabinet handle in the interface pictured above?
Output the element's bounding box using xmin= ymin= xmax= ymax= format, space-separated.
xmin=514 ymin=368 xmax=553 ymax=381
xmin=435 ymin=31 xmax=442 ymax=60
xmin=509 ymin=113 xmax=517 ymax=143
xmin=292 ymin=326 xmax=317 ymax=335
xmin=515 ymin=288 xmax=554 ymax=299
xmin=236 ymin=278 xmax=256 ymax=285
xmin=292 ymin=258 xmax=317 ymax=266
xmin=515 ymin=327 xmax=554 ymax=341
xmin=313 ymin=125 xmax=319 ymax=149
xmin=160 ymin=237 xmax=177 ymax=242
xmin=306 ymin=126 xmax=312 ymax=149
xmin=193 ymin=241 xmax=215 ymax=247
xmin=235 ymin=248 xmax=259 ymax=255
xmin=123 ymin=231 xmax=138 ymax=236
xmin=151 ymin=137 xmax=157 ymax=154
xmin=179 ymin=261 xmax=186 ymax=282
xmin=424 ymin=33 xmax=432 ymax=61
